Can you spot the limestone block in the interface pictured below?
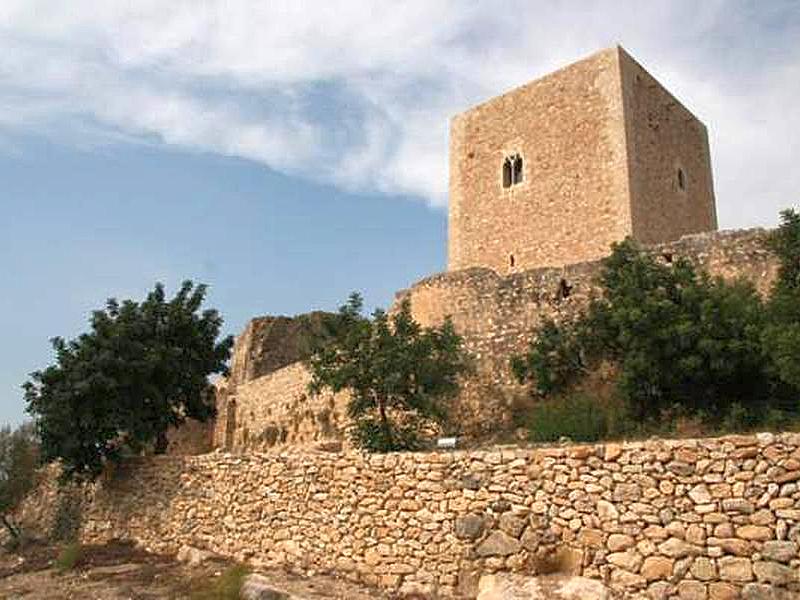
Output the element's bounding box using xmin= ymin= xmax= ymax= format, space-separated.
xmin=499 ymin=513 xmax=527 ymax=538
xmin=718 ymin=556 xmax=754 ymax=583
xmin=240 ymin=574 xmax=293 ymax=600
xmin=752 ymin=561 xmax=796 ymax=585
xmin=760 ymin=541 xmax=797 ymax=563
xmin=677 ymin=580 xmax=707 ymax=600
xmin=476 ymin=573 xmax=611 ymax=600
xmin=640 ymin=556 xmax=673 ymax=581
xmin=476 ymin=531 xmax=522 ymax=557
xmin=607 ymin=533 xmax=635 ymax=552
xmin=455 ymin=513 xmax=486 ymax=541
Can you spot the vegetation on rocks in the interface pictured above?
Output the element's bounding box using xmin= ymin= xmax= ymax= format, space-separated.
xmin=513 ymin=209 xmax=800 ymax=437
xmin=307 ymin=293 xmax=472 ymax=451
xmin=23 ymin=280 xmax=234 ymax=479
xmin=189 ymin=564 xmax=249 ymax=600
xmin=0 ymin=422 xmax=38 ymax=542
xmin=54 ymin=542 xmax=84 ymax=572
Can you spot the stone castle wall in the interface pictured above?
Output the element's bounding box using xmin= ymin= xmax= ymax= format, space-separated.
xmin=212 ymin=362 xmax=349 ymax=452
xmin=21 ymin=433 xmax=800 ymax=598
xmin=398 ymin=228 xmax=778 ymax=435
xmin=215 ymin=228 xmax=778 ymax=448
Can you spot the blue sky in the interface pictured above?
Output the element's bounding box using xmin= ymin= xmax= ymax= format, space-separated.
xmin=1 ymin=1 xmax=799 ymax=425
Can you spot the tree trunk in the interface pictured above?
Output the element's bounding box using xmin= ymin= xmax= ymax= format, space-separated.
xmin=1 ymin=514 xmax=20 ymax=539
xmin=378 ymin=399 xmax=393 ymax=447
xmin=154 ymin=430 xmax=169 ymax=455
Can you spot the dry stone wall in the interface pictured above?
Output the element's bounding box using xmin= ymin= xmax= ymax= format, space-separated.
xmin=21 ymin=433 xmax=800 ymax=599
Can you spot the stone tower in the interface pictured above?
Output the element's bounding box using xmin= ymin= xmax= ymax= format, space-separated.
xmin=448 ymin=46 xmax=718 ymax=274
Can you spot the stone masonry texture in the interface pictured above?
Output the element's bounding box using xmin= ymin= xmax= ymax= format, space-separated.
xmin=20 ymin=433 xmax=800 ymax=598
xmin=212 ymin=362 xmax=349 ymax=452
xmin=448 ymin=46 xmax=717 ymax=275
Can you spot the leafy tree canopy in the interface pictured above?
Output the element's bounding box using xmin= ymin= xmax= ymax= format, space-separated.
xmin=513 ymin=209 xmax=800 ymax=427
xmin=306 ymin=293 xmax=472 ymax=452
xmin=0 ymin=422 xmax=39 ymax=539
xmin=763 ymin=209 xmax=800 ymax=389
xmin=24 ymin=281 xmax=233 ymax=479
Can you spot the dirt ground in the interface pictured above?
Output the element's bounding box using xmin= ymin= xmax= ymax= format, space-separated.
xmin=0 ymin=539 xmax=389 ymax=600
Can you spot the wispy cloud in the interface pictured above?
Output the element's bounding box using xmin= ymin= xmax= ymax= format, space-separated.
xmin=0 ymin=1 xmax=798 ymax=223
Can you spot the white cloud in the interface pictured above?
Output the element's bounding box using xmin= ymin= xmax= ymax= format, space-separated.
xmin=0 ymin=1 xmax=798 ymax=224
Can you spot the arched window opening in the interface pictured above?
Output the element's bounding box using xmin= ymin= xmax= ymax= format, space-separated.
xmin=502 ymin=157 xmax=513 ymax=188
xmin=513 ymin=155 xmax=523 ymax=184
xmin=677 ymin=167 xmax=686 ymax=191
xmin=509 ymin=254 xmax=515 ymax=268
xmin=502 ymin=154 xmax=523 ymax=188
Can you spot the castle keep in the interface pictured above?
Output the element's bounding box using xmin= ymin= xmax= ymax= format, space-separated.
xmin=449 ymin=46 xmax=717 ymax=274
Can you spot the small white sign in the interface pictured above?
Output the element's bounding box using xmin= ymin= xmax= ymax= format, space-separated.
xmin=437 ymin=437 xmax=458 ymax=449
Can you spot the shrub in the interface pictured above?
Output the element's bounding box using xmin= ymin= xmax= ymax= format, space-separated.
xmin=762 ymin=209 xmax=800 ymax=390
xmin=513 ymin=215 xmax=800 ymax=432
xmin=0 ymin=422 xmax=39 ymax=541
xmin=49 ymin=490 xmax=82 ymax=543
xmin=518 ymin=395 xmax=619 ymax=443
xmin=55 ymin=542 xmax=83 ymax=572
xmin=190 ymin=564 xmax=249 ymax=600
xmin=307 ymin=293 xmax=472 ymax=452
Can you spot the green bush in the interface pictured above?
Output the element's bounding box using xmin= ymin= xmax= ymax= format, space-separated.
xmin=0 ymin=422 xmax=39 ymax=542
xmin=350 ymin=418 xmax=421 ymax=453
xmin=519 ymin=395 xmax=618 ymax=443
xmin=49 ymin=490 xmax=82 ymax=543
xmin=55 ymin=542 xmax=83 ymax=572
xmin=762 ymin=209 xmax=800 ymax=390
xmin=512 ymin=209 xmax=800 ymax=432
xmin=190 ymin=565 xmax=249 ymax=600
xmin=307 ymin=293 xmax=472 ymax=452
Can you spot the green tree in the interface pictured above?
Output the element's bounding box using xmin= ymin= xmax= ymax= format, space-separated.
xmin=0 ymin=422 xmax=39 ymax=540
xmin=513 ymin=238 xmax=782 ymax=425
xmin=307 ymin=293 xmax=471 ymax=452
xmin=763 ymin=209 xmax=800 ymax=388
xmin=24 ymin=281 xmax=233 ymax=479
